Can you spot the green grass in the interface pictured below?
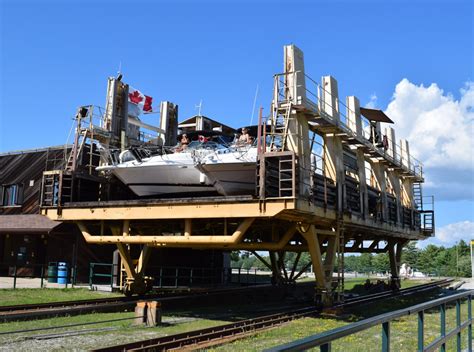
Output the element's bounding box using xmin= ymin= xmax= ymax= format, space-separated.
xmin=0 ymin=311 xmax=229 ymax=351
xmin=0 ymin=279 xmax=455 ymax=351
xmin=210 ymin=292 xmax=472 ymax=351
xmin=0 ymin=288 xmax=121 ymax=306
xmin=0 ymin=278 xmax=429 ymax=307
xmin=343 ymin=277 xmax=429 ymax=294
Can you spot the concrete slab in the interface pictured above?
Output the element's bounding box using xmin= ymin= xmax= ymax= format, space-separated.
xmin=460 ymin=278 xmax=474 ymax=290
xmin=0 ymin=276 xmax=88 ymax=289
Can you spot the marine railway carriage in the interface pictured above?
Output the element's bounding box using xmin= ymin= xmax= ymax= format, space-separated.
xmin=39 ymin=45 xmax=434 ymax=306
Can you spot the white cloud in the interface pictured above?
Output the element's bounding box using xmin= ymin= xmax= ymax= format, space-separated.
xmin=419 ymin=220 xmax=474 ymax=247
xmin=385 ymin=79 xmax=474 ymax=169
xmin=365 ymin=93 xmax=378 ymax=109
xmin=383 ymin=79 xmax=474 ymax=201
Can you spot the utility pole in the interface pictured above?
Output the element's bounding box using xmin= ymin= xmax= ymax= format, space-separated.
xmin=456 ymin=241 xmax=459 ymax=277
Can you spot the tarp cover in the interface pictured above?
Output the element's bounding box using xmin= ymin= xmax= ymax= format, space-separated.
xmin=360 ymin=107 xmax=394 ymax=124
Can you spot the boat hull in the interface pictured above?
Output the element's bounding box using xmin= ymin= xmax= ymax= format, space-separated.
xmin=199 ymin=162 xmax=256 ymax=196
xmin=111 ymin=163 xmax=215 ymax=197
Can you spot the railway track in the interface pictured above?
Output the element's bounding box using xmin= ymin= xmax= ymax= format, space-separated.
xmin=93 ymin=279 xmax=455 ymax=352
xmin=0 ymin=283 xmax=313 ymax=322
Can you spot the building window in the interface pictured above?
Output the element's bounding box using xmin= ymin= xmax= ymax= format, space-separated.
xmin=0 ymin=184 xmax=24 ymax=206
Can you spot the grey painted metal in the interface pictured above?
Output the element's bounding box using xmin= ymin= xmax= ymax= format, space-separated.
xmin=418 ymin=310 xmax=424 ymax=351
xmin=265 ymin=290 xmax=473 ymax=352
xmin=469 ymin=295 xmax=473 ymax=352
xmin=456 ymin=299 xmax=461 ymax=351
xmin=320 ymin=343 xmax=331 ymax=352
xmin=440 ymin=303 xmax=446 ymax=352
xmin=424 ymin=321 xmax=471 ymax=352
xmin=382 ymin=321 xmax=390 ymax=352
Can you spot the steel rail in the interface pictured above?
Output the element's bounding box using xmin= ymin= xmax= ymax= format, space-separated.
xmin=341 ymin=278 xmax=455 ymax=307
xmin=94 ymin=279 xmax=454 ymax=352
xmin=0 ymin=283 xmax=312 ymax=322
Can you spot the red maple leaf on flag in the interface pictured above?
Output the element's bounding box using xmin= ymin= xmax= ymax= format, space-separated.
xmin=129 ymin=91 xmax=143 ymax=104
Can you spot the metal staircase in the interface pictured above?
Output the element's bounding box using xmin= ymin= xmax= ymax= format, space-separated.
xmin=268 ymin=102 xmax=293 ymax=152
xmin=412 ymin=182 xmax=435 ymax=236
xmin=413 ymin=182 xmax=423 ymax=209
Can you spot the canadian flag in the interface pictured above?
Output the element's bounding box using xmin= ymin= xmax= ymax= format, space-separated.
xmin=128 ymin=86 xmax=153 ymax=113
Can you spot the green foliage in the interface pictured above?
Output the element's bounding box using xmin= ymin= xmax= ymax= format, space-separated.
xmin=372 ymin=253 xmax=390 ymax=273
xmin=231 ymin=241 xmax=473 ymax=278
xmin=401 ymin=242 xmax=419 ymax=267
xmin=344 ymin=241 xmax=472 ymax=277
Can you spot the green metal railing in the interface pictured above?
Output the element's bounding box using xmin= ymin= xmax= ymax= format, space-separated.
xmin=89 ymin=263 xmax=117 ymax=290
xmin=88 ymin=263 xmax=264 ymax=289
xmin=266 ymin=290 xmax=473 ymax=352
xmin=1 ymin=263 xmax=77 ymax=289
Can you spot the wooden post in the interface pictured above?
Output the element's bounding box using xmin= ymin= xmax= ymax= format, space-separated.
xmin=146 ymin=301 xmax=162 ymax=327
xmin=134 ymin=301 xmax=147 ymax=325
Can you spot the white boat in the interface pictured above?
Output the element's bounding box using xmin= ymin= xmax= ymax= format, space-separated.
xmin=97 ymin=140 xmax=226 ymax=197
xmin=197 ymin=145 xmax=258 ymax=196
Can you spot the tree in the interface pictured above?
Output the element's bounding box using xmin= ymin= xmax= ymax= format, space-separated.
xmin=401 ymin=242 xmax=419 ymax=268
xmin=372 ymin=253 xmax=390 ymax=274
xmin=344 ymin=255 xmax=360 ymax=272
xmin=457 ymin=256 xmax=472 ymax=277
xmin=358 ymin=253 xmax=373 ymax=274
xmin=241 ymin=255 xmax=257 ymax=270
xmin=417 ymin=244 xmax=441 ymax=275
xmin=230 ymin=251 xmax=241 ymax=262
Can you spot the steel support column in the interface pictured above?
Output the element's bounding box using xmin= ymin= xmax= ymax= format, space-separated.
xmin=300 ymin=224 xmax=333 ymax=306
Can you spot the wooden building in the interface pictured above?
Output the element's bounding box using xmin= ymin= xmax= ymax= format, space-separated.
xmin=0 ymin=146 xmax=116 ymax=279
xmin=0 ymin=143 xmax=227 ymax=282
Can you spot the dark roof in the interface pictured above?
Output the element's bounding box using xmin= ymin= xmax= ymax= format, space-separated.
xmin=0 ymin=145 xmax=71 ymax=157
xmin=360 ymin=108 xmax=394 ymax=124
xmin=178 ymin=115 xmax=236 ymax=132
xmin=0 ymin=215 xmax=61 ymax=234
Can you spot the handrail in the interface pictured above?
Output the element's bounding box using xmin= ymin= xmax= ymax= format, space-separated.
xmin=272 ymin=71 xmax=424 ymax=179
xmin=266 ymin=290 xmax=473 ymax=352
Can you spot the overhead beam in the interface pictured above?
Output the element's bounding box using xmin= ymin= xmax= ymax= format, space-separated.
xmin=76 ymin=218 xmax=255 ymax=245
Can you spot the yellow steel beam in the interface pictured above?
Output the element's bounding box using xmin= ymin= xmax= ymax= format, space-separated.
xmin=224 ymin=225 xmax=297 ymax=251
xmin=76 ymin=218 xmax=255 ymax=245
xmin=184 ymin=219 xmax=192 ymax=238
xmin=300 ymin=225 xmax=328 ymax=290
xmin=42 ymin=200 xmax=294 ymax=221
xmin=160 ymin=225 xmax=298 ymax=251
xmin=323 ymin=234 xmax=337 ymax=280
xmin=137 ymin=245 xmax=152 ymax=275
xmin=116 ymin=243 xmax=136 ymax=279
xmin=122 ymin=220 xmax=130 ymax=237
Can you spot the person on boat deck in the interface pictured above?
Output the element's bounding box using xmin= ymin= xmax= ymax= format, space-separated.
xmin=237 ymin=127 xmax=252 ymax=145
xmin=176 ymin=133 xmax=190 ymax=152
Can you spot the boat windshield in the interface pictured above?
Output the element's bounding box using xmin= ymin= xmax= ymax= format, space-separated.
xmin=185 ymin=140 xmax=227 ymax=151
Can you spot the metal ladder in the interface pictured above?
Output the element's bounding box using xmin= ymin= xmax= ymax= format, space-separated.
xmin=40 ymin=170 xmax=73 ymax=206
xmin=66 ymin=129 xmax=88 ymax=172
xmin=336 ymin=229 xmax=345 ymax=303
xmin=413 ymin=182 xmax=423 ymax=209
xmin=268 ymin=101 xmax=293 ymax=152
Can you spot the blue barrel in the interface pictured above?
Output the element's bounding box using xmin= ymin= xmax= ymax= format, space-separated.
xmin=57 ymin=262 xmax=68 ymax=284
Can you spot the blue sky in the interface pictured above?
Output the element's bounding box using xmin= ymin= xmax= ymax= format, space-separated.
xmin=1 ymin=0 xmax=473 ymax=245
